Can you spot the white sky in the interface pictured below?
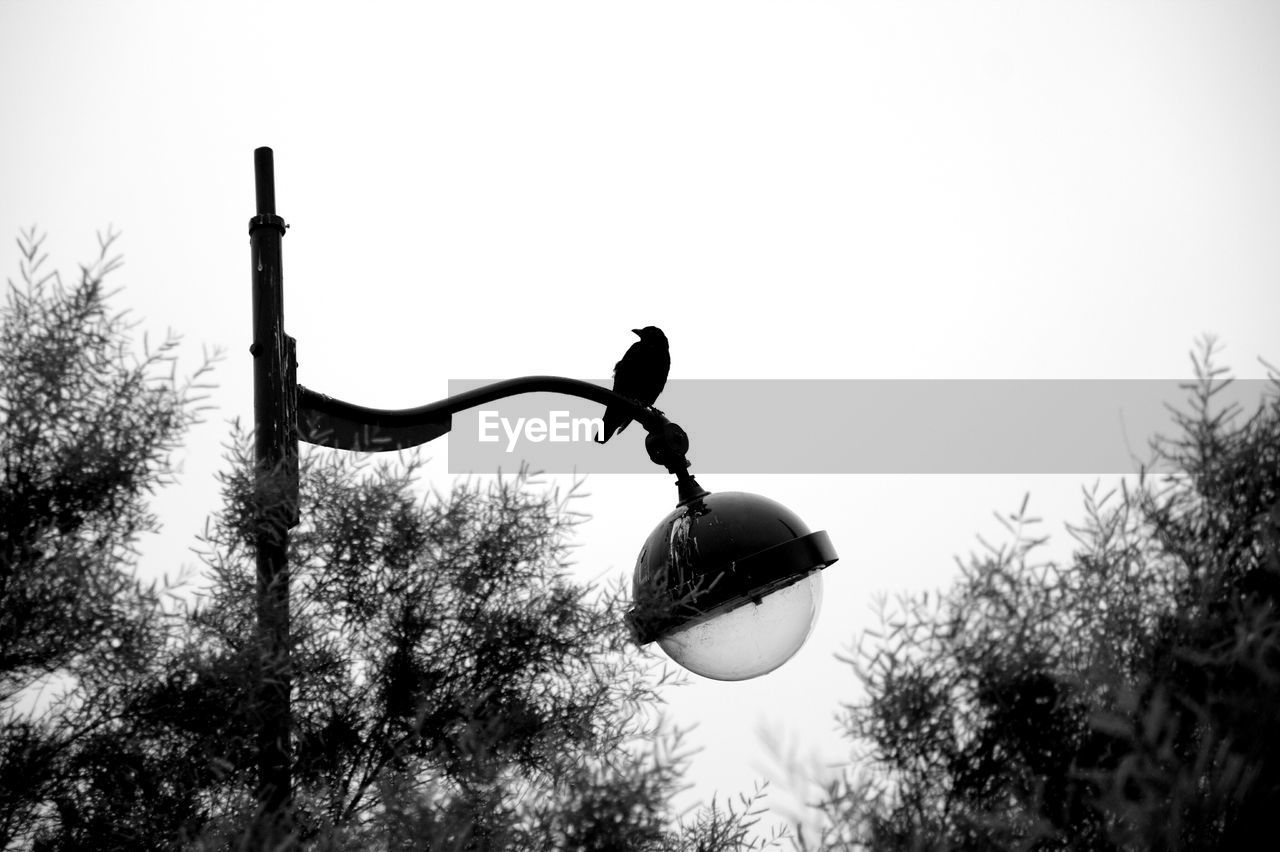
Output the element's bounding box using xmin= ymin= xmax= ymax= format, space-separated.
xmin=4 ymin=0 xmax=1279 ymax=837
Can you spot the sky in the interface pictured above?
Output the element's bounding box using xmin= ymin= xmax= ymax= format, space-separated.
xmin=3 ymin=0 xmax=1280 ymax=837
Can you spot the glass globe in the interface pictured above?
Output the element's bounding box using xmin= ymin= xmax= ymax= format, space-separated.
xmin=657 ymin=570 xmax=824 ymax=681
xmin=628 ymin=491 xmax=837 ymax=681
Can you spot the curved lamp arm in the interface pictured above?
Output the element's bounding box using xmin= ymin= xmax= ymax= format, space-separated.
xmin=297 ymin=375 xmax=707 ymax=503
xmin=297 ymin=375 xmax=666 ymax=451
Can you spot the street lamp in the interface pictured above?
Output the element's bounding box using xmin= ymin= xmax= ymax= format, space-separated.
xmin=630 ymin=491 xmax=836 ymax=681
xmin=247 ymin=147 xmax=838 ymax=837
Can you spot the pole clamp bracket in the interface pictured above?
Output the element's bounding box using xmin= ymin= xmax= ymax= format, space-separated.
xmin=249 ymin=214 xmax=288 ymax=235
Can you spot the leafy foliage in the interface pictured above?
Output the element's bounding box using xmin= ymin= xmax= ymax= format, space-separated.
xmin=1 ymin=227 xmax=217 ymax=848
xmin=801 ymin=339 xmax=1280 ymax=851
xmin=177 ymin=437 xmax=783 ymax=850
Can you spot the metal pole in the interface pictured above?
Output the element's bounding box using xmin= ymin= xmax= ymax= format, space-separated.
xmin=249 ymin=146 xmax=298 ymax=842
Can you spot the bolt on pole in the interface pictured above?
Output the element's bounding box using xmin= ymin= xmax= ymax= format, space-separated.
xmin=248 ymin=146 xmax=299 ymax=840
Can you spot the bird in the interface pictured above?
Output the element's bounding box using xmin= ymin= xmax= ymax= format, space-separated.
xmin=596 ymin=326 xmax=670 ymax=443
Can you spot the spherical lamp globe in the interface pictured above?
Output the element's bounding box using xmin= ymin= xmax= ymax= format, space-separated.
xmin=628 ymin=491 xmax=838 ymax=681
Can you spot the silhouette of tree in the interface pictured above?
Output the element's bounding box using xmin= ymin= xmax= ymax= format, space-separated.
xmin=0 ymin=227 xmax=217 ymax=848
xmin=0 ymin=231 xmax=784 ymax=851
xmin=800 ymin=340 xmax=1280 ymax=851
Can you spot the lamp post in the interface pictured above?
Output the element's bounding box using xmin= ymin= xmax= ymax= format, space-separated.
xmin=247 ymin=147 xmax=296 ymax=843
xmin=246 ymin=147 xmax=838 ymax=840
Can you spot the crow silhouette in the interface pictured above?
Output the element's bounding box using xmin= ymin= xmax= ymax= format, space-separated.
xmin=596 ymin=326 xmax=670 ymax=443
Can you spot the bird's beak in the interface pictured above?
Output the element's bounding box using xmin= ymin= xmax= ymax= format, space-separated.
xmin=631 ymin=328 xmax=642 ymax=335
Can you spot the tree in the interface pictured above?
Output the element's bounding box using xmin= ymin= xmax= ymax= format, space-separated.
xmin=0 ymin=230 xmax=784 ymax=851
xmin=800 ymin=339 xmax=1280 ymax=851
xmin=1 ymin=227 xmax=216 ymax=847
xmin=178 ymin=441 xmax=779 ymax=851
